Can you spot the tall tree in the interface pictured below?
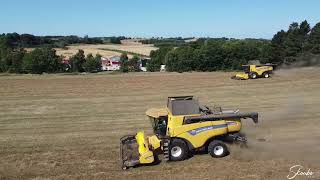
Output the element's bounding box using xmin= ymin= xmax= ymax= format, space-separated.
xmin=120 ymin=52 xmax=129 ymax=72
xmin=270 ymin=30 xmax=287 ymax=64
xmin=6 ymin=49 xmax=25 ymax=73
xmin=299 ymin=20 xmax=311 ymax=37
xmin=307 ymin=22 xmax=320 ymax=54
xmin=299 ymin=20 xmax=311 ymax=52
xmin=128 ymin=55 xmax=141 ymax=72
xmin=22 ymin=47 xmax=62 ymax=74
xmin=147 ymin=47 xmax=173 ymax=72
xmin=284 ymin=22 xmax=302 ymax=57
xmin=83 ymin=53 xmax=101 ymax=72
xmin=70 ymin=49 xmax=85 ymax=72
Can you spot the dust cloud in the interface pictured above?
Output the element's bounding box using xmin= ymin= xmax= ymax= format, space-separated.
xmin=232 ymin=95 xmax=320 ymax=164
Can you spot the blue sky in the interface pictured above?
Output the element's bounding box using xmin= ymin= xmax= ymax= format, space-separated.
xmin=0 ymin=0 xmax=319 ymax=39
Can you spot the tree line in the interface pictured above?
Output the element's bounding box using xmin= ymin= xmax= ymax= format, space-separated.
xmin=0 ymin=35 xmax=141 ymax=74
xmin=0 ymin=46 xmax=102 ymax=74
xmin=103 ymin=36 xmax=127 ymax=44
xmin=0 ymin=33 xmax=136 ymax=74
xmin=0 ymin=33 xmax=129 ymax=49
xmin=119 ymin=53 xmax=141 ymax=72
xmin=0 ymin=33 xmax=104 ymax=49
xmin=140 ymin=37 xmax=189 ymax=48
xmin=1 ymin=20 xmax=320 ymax=74
xmin=0 ymin=33 xmax=105 ymax=73
xmin=148 ymin=20 xmax=320 ymax=72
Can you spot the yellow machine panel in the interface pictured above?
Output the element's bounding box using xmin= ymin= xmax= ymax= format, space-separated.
xmin=226 ymin=120 xmax=242 ymax=132
xmin=175 ymin=121 xmax=228 ymax=148
xmin=136 ymin=131 xmax=155 ymax=164
xmin=148 ymin=135 xmax=161 ymax=150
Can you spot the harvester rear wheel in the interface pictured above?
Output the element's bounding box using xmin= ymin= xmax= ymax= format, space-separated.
xmin=169 ymin=139 xmax=188 ymax=161
xmin=208 ymin=140 xmax=228 ymax=158
xmin=263 ymin=72 xmax=271 ymax=78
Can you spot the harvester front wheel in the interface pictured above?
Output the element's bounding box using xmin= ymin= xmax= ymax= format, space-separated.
xmin=208 ymin=140 xmax=228 ymax=158
xmin=249 ymin=72 xmax=258 ymax=79
xmin=169 ymin=139 xmax=188 ymax=161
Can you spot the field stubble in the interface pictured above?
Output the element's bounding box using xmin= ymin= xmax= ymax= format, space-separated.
xmin=0 ymin=68 xmax=320 ymax=179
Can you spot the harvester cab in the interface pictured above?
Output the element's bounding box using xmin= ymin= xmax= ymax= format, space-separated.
xmin=232 ymin=64 xmax=276 ymax=80
xmin=147 ymin=108 xmax=168 ymax=137
xmin=120 ymin=96 xmax=258 ymax=169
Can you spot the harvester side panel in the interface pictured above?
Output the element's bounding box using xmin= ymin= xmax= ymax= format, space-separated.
xmin=171 ymin=121 xmax=229 ymax=148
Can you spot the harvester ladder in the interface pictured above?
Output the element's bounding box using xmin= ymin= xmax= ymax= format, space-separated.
xmin=163 ymin=138 xmax=170 ymax=161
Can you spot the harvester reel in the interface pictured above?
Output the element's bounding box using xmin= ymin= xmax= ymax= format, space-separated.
xmin=120 ymin=135 xmax=140 ymax=170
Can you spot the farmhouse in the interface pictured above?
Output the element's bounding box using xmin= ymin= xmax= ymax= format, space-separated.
xmin=101 ymin=57 xmax=109 ymax=71
xmin=61 ymin=58 xmax=71 ymax=71
xmin=101 ymin=56 xmax=121 ymax=71
xmin=60 ymin=56 xmax=151 ymax=72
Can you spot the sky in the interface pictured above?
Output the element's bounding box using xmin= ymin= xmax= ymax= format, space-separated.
xmin=0 ymin=0 xmax=320 ymax=39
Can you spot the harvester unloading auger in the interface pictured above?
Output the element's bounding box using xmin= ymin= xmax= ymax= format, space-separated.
xmin=120 ymin=96 xmax=258 ymax=169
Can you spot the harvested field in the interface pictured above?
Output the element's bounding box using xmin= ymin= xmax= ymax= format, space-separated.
xmin=55 ymin=43 xmax=157 ymax=59
xmin=25 ymin=40 xmax=158 ymax=59
xmin=0 ymin=67 xmax=320 ymax=179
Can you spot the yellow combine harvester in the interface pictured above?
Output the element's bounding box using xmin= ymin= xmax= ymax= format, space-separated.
xmin=231 ymin=64 xmax=276 ymax=80
xmin=120 ymin=96 xmax=258 ymax=169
